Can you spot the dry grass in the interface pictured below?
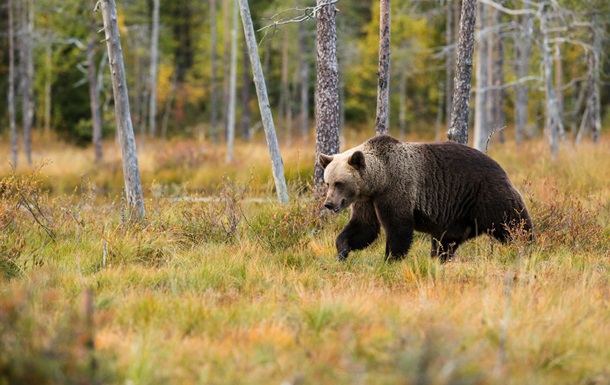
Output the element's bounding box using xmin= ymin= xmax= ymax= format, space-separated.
xmin=1 ymin=133 xmax=609 ymax=384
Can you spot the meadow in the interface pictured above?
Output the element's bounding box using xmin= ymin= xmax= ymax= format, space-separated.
xmin=1 ymin=132 xmax=609 ymax=385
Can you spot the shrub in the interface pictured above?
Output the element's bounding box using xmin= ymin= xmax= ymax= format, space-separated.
xmin=177 ymin=176 xmax=247 ymax=245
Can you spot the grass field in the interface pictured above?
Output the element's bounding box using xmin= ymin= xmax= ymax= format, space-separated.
xmin=1 ymin=133 xmax=609 ymax=385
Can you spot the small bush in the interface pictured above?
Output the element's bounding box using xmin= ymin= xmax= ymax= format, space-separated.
xmin=531 ymin=186 xmax=607 ymax=253
xmin=247 ymin=194 xmax=325 ymax=252
xmin=178 ymin=176 xmax=247 ymax=245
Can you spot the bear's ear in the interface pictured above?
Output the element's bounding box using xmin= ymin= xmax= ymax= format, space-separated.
xmin=348 ymin=151 xmax=366 ymax=171
xmin=318 ymin=154 xmax=334 ymax=169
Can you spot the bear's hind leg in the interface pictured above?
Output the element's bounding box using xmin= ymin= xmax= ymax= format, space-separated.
xmin=336 ymin=201 xmax=381 ymax=261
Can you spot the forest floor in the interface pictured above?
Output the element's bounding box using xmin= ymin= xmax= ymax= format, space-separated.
xmin=1 ymin=133 xmax=609 ymax=385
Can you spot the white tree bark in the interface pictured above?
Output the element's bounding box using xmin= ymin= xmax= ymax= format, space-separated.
xmin=89 ymin=0 xmax=103 ymax=162
xmin=514 ymin=5 xmax=532 ymax=146
xmin=209 ymin=0 xmax=220 ymax=142
xmin=148 ymin=0 xmax=160 ymax=137
xmin=98 ymin=0 xmax=146 ymax=218
xmin=238 ymin=0 xmax=289 ymax=204
xmin=226 ymin=0 xmax=238 ymax=163
xmin=8 ymin=0 xmax=17 ymax=167
xmin=375 ymin=0 xmax=391 ymax=136
xmin=473 ymin=2 xmax=488 ymax=151
xmin=20 ymin=0 xmax=34 ymax=166
xmin=540 ymin=5 xmax=562 ymax=157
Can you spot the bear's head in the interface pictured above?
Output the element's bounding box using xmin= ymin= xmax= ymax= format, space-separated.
xmin=319 ymin=150 xmax=366 ymax=213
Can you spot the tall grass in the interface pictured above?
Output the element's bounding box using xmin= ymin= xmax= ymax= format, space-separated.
xmin=1 ymin=135 xmax=609 ymax=384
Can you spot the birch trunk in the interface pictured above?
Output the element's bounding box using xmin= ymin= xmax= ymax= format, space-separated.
xmin=299 ymin=14 xmax=310 ymax=140
xmin=375 ymin=0 xmax=391 ymax=136
xmin=540 ymin=6 xmax=562 ymax=157
xmin=99 ymin=0 xmax=146 ymax=218
xmin=44 ymin=45 xmax=52 ymax=138
xmin=241 ymin=41 xmax=252 ymax=141
xmin=490 ymin=6 xmax=505 ymax=143
xmin=149 ymin=0 xmax=160 ymax=137
xmin=226 ymin=0 xmax=238 ymax=163
xmin=514 ymin=7 xmax=532 ymax=146
xmin=210 ymin=0 xmax=219 ymax=142
xmin=447 ymin=0 xmax=476 ymax=145
xmin=21 ymin=0 xmax=34 ymax=166
xmin=238 ymin=0 xmax=289 ymax=204
xmin=89 ymin=0 xmax=103 ymax=162
xmin=8 ymin=0 xmax=17 ymax=167
xmin=473 ymin=1 xmax=487 ymax=152
xmin=314 ymin=0 xmax=340 ymax=187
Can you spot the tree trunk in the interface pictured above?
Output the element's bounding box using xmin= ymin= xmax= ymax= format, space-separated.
xmin=238 ymin=0 xmax=289 ymax=204
xmin=222 ymin=0 xmax=231 ymax=137
xmin=299 ymin=13 xmax=310 ymax=140
xmin=21 ymin=0 xmax=34 ymax=166
xmin=447 ymin=0 xmax=476 ymax=145
xmin=226 ymin=0 xmax=238 ymax=163
xmin=375 ymin=0 xmax=391 ymax=136
xmin=8 ymin=0 xmax=17 ymax=167
xmin=99 ymin=0 xmax=146 ymax=218
xmin=554 ymin=43 xmax=565 ymax=141
xmin=445 ymin=0 xmax=454 ymax=135
xmin=540 ymin=6 xmax=562 ymax=157
xmin=314 ymin=0 xmax=340 ymax=187
xmin=490 ymin=6 xmax=505 ymax=144
xmin=210 ymin=0 xmax=219 ymax=142
xmin=279 ymin=30 xmax=290 ymax=142
xmin=149 ymin=0 xmax=160 ymax=137
xmin=89 ymin=0 xmax=103 ymax=162
xmin=514 ymin=6 xmax=532 ymax=146
xmin=44 ymin=45 xmax=52 ymax=139
xmin=241 ymin=40 xmax=251 ymax=141
xmin=473 ymin=1 xmax=487 ymax=152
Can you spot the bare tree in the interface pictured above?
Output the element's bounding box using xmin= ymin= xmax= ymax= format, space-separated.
xmin=540 ymin=4 xmax=562 ymax=157
xmin=279 ymin=29 xmax=291 ymax=142
xmin=489 ymin=6 xmax=506 ymax=144
xmin=148 ymin=0 xmax=160 ymax=137
xmin=210 ymin=0 xmax=220 ymax=142
xmin=238 ymin=0 xmax=289 ymax=204
xmin=241 ymin=41 xmax=252 ymax=141
xmin=447 ymin=0 xmax=477 ymax=144
xmin=473 ymin=1 xmax=488 ymax=151
xmin=576 ymin=19 xmax=603 ymax=144
xmin=8 ymin=0 xmax=17 ymax=167
xmin=314 ymin=0 xmax=340 ymax=187
xmin=89 ymin=0 xmax=103 ymax=162
xmin=226 ymin=0 xmax=238 ymax=162
xmin=98 ymin=0 xmax=146 ymax=218
xmin=20 ymin=0 xmax=35 ymax=165
xmin=375 ymin=0 xmax=391 ymax=136
xmin=514 ymin=3 xmax=533 ymax=146
xmin=298 ymin=12 xmax=310 ymax=140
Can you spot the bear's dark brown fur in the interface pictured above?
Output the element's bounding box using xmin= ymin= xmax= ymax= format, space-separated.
xmin=319 ymin=135 xmax=533 ymax=262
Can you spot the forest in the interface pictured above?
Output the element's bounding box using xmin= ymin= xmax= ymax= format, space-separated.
xmin=1 ymin=0 xmax=610 ymax=384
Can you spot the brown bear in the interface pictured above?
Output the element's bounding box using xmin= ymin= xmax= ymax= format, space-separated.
xmin=319 ymin=135 xmax=533 ymax=262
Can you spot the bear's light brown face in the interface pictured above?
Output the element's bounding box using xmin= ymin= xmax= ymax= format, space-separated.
xmin=319 ymin=151 xmax=366 ymax=213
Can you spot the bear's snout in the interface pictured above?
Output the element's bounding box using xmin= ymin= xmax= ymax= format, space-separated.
xmin=323 ymin=198 xmax=345 ymax=213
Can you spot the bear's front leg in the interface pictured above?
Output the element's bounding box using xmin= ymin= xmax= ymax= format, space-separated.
xmin=335 ymin=201 xmax=381 ymax=261
xmin=375 ymin=201 xmax=414 ymax=261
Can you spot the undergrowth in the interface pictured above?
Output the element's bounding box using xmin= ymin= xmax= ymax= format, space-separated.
xmin=1 ymin=138 xmax=609 ymax=385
